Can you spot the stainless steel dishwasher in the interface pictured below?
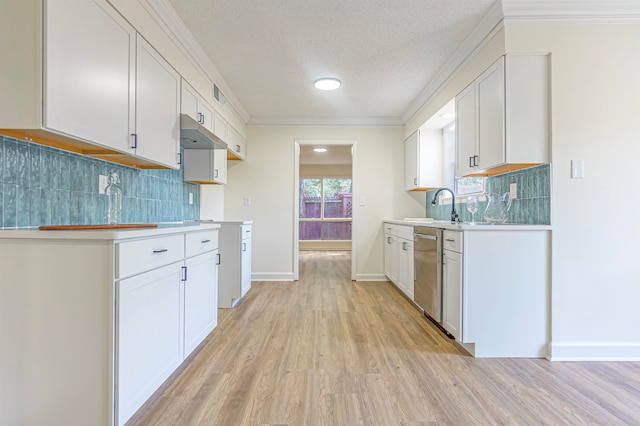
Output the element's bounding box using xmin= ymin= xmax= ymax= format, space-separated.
xmin=414 ymin=226 xmax=448 ymax=334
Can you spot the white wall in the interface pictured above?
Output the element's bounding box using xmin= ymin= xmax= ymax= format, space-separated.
xmin=505 ymin=23 xmax=640 ymax=359
xmin=223 ymin=126 xmax=424 ymax=280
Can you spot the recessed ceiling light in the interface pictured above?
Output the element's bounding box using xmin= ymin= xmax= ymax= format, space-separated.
xmin=314 ymin=78 xmax=341 ymax=91
xmin=440 ymin=112 xmax=455 ymax=119
xmin=313 ymin=146 xmax=328 ymax=153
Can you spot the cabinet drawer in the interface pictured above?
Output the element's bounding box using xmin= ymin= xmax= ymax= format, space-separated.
xmin=397 ymin=225 xmax=414 ymax=241
xmin=241 ymin=225 xmax=252 ymax=240
xmin=443 ymin=231 xmax=463 ymax=253
xmin=186 ymin=229 xmax=219 ymax=258
xmin=384 ymin=223 xmax=397 ymax=236
xmin=117 ymin=235 xmax=185 ymax=279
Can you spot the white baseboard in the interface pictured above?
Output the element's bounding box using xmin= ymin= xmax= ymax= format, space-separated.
xmin=354 ymin=274 xmax=388 ymax=282
xmin=549 ymin=342 xmax=640 ymax=361
xmin=251 ymin=273 xmax=295 ymax=282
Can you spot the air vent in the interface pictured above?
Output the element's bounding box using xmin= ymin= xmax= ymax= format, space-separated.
xmin=213 ymin=84 xmax=225 ymax=107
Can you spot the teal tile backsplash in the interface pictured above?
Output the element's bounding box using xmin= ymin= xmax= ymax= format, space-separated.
xmin=0 ymin=135 xmax=200 ymax=228
xmin=425 ymin=164 xmax=551 ymax=224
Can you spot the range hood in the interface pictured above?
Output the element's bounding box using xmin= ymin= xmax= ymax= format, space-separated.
xmin=179 ymin=114 xmax=228 ymax=150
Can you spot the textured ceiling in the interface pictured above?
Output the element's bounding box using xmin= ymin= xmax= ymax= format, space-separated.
xmin=167 ymin=0 xmax=497 ymax=124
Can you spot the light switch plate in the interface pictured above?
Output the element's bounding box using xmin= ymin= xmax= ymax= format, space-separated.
xmin=359 ymin=197 xmax=366 ymax=206
xmin=243 ymin=196 xmax=251 ymax=206
xmin=509 ymin=182 xmax=517 ymax=199
xmin=571 ymin=159 xmax=585 ymax=178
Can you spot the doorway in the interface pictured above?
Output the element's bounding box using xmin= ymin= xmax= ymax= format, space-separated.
xmin=294 ymin=140 xmax=357 ymax=281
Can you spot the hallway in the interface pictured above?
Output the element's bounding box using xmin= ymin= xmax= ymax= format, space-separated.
xmin=129 ymin=251 xmax=640 ymax=425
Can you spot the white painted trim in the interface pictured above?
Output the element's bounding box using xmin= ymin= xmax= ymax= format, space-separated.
xmin=502 ymin=0 xmax=640 ymax=22
xmin=248 ymin=116 xmax=403 ymax=127
xmin=548 ymin=342 xmax=640 ymax=361
xmin=138 ymin=0 xmax=250 ymax=122
xmin=251 ymin=273 xmax=295 ymax=282
xmin=402 ymin=0 xmax=505 ymax=124
xmin=294 ymin=140 xmax=357 ymax=281
xmin=355 ymin=274 xmax=388 ymax=282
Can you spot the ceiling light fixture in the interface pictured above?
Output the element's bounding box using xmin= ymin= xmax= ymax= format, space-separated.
xmin=314 ymin=78 xmax=341 ymax=91
xmin=313 ymin=146 xmax=328 ymax=153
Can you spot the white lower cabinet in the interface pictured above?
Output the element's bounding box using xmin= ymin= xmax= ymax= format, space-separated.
xmin=218 ymin=222 xmax=252 ymax=308
xmin=117 ymin=262 xmax=184 ymax=426
xmin=116 ymin=229 xmax=219 ymax=424
xmin=383 ymin=223 xmax=415 ymax=301
xmin=442 ymin=231 xmax=463 ymax=341
xmin=184 ymin=251 xmax=219 ymax=357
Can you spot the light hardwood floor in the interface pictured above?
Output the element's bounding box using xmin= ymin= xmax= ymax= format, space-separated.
xmin=129 ymin=251 xmax=640 ymax=425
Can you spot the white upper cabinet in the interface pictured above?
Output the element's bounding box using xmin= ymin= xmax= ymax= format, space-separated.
xmin=0 ymin=0 xmax=181 ymax=169
xmin=213 ymin=111 xmax=227 ymax=142
xmin=455 ymin=55 xmax=550 ymax=177
xmin=45 ymin=0 xmax=135 ymax=155
xmin=135 ymin=36 xmax=181 ymax=169
xmin=227 ymin=125 xmax=247 ymax=160
xmin=181 ymin=79 xmax=215 ymax=134
xmin=404 ymin=129 xmax=443 ymax=191
xmin=183 ymin=148 xmax=227 ymax=184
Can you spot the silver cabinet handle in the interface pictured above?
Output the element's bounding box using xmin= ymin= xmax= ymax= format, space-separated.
xmin=387 ymin=236 xmax=391 ymax=244
xmin=131 ymin=133 xmax=138 ymax=149
xmin=201 ymin=239 xmax=211 ymax=243
xmin=469 ymin=156 xmax=473 ymax=167
xmin=413 ymin=178 xmax=417 ymax=185
xmin=402 ymin=241 xmax=408 ymax=251
xmin=152 ymin=249 xmax=168 ymax=254
xmin=242 ymin=242 xmax=247 ymax=252
xmin=445 ymin=238 xmax=455 ymax=242
xmin=415 ymin=234 xmax=437 ymax=241
xmin=216 ymin=253 xmax=221 ymax=265
xmin=473 ymin=155 xmax=479 ymax=167
xmin=236 ymin=144 xmax=241 ymax=153
xmin=181 ymin=266 xmax=187 ymax=281
xmin=214 ymin=169 xmax=219 ymax=178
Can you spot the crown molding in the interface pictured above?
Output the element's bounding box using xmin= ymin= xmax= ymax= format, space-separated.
xmin=401 ymin=0 xmax=505 ymax=124
xmin=502 ymin=0 xmax=640 ymax=22
xmin=247 ymin=116 xmax=404 ymax=127
xmin=137 ymin=0 xmax=251 ymax=123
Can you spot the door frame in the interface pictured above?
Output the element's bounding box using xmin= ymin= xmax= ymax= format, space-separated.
xmin=294 ymin=140 xmax=357 ymax=281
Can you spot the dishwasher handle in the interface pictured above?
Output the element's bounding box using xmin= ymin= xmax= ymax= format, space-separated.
xmin=414 ymin=234 xmax=437 ymax=241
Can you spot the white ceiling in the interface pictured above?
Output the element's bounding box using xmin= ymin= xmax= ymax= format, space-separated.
xmin=166 ymin=0 xmax=497 ymax=125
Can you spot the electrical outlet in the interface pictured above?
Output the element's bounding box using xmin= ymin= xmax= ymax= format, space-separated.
xmin=98 ymin=175 xmax=108 ymax=194
xmin=243 ymin=196 xmax=251 ymax=206
xmin=509 ymin=182 xmax=517 ymax=199
xmin=359 ymin=197 xmax=366 ymax=206
xmin=571 ymin=159 xmax=585 ymax=178
xmin=189 ymin=192 xmax=193 ymax=205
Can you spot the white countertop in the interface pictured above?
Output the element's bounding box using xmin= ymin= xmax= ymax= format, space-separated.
xmin=0 ymin=222 xmax=220 ymax=241
xmin=193 ymin=219 xmax=253 ymax=225
xmin=384 ymin=219 xmax=551 ymax=231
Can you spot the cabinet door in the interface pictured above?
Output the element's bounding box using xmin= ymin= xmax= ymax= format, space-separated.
xmin=213 ymin=148 xmax=227 ymax=184
xmin=184 ymin=251 xmax=218 ymax=357
xmin=200 ymin=99 xmax=215 ymax=134
xmin=213 ymin=111 xmax=227 ymax=142
xmin=228 ymin=126 xmax=246 ymax=160
xmin=180 ymin=79 xmax=199 ymax=122
xmin=240 ymin=237 xmax=252 ymax=297
xmin=135 ymin=36 xmax=180 ymax=169
xmin=117 ymin=262 xmax=183 ymax=426
xmin=455 ymin=83 xmax=477 ymax=177
xmin=384 ymin=235 xmax=398 ymax=283
xmin=404 ymin=130 xmax=419 ymax=191
xmin=477 ymin=57 xmax=506 ymax=171
xmin=45 ymin=0 xmax=135 ymax=153
xmin=398 ymin=239 xmax=414 ymax=300
xmin=442 ymin=249 xmax=463 ymax=341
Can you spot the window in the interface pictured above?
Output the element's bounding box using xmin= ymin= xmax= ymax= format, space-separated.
xmin=443 ymin=121 xmax=486 ymax=196
xmin=299 ymin=178 xmax=352 ymax=241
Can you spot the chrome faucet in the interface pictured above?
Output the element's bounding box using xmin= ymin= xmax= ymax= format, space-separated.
xmin=431 ymin=188 xmax=460 ymax=223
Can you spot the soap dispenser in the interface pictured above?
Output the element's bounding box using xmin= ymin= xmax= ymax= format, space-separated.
xmin=105 ymin=172 xmax=122 ymax=224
